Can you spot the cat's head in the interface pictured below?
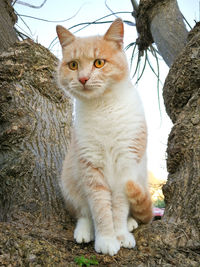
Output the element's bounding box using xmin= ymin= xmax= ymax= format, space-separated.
xmin=56 ymin=18 xmax=129 ymax=100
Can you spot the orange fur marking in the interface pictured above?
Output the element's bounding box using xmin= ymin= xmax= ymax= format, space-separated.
xmin=80 ymin=158 xmax=103 ymax=175
xmin=129 ymin=122 xmax=147 ymax=162
xmin=79 ymin=158 xmax=110 ymax=193
xmin=126 ymin=180 xmax=153 ymax=224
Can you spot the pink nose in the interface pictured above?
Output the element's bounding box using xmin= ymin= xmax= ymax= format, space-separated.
xmin=79 ymin=77 xmax=89 ymax=85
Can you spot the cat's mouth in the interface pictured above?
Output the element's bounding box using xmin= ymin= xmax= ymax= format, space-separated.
xmin=72 ymin=83 xmax=104 ymax=99
xmin=81 ymin=85 xmax=93 ymax=93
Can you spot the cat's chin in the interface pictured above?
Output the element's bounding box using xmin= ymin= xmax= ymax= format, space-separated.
xmin=70 ymin=86 xmax=107 ymax=100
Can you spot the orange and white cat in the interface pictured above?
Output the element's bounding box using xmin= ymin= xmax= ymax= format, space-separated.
xmin=56 ymin=18 xmax=153 ymax=256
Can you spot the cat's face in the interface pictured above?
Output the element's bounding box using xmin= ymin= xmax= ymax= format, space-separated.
xmin=57 ymin=19 xmax=129 ymax=100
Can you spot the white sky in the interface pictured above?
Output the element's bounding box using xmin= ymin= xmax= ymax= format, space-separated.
xmin=14 ymin=0 xmax=199 ymax=180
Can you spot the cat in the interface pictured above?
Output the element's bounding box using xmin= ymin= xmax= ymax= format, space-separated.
xmin=56 ymin=18 xmax=153 ymax=256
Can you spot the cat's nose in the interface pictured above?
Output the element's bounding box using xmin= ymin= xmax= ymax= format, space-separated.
xmin=79 ymin=76 xmax=89 ymax=85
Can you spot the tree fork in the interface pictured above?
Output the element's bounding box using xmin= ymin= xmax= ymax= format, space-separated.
xmin=133 ymin=0 xmax=188 ymax=66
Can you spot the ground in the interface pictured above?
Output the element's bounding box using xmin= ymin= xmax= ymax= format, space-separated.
xmin=0 ymin=214 xmax=199 ymax=266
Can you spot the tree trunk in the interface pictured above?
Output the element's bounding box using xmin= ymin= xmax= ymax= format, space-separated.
xmin=135 ymin=0 xmax=188 ymax=66
xmin=0 ymin=40 xmax=72 ymax=222
xmin=135 ymin=0 xmax=200 ymax=243
xmin=163 ymin=23 xmax=200 ymax=234
xmin=0 ymin=0 xmax=18 ymax=52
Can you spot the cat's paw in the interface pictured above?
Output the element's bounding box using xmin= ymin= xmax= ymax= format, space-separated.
xmin=127 ymin=217 xmax=138 ymax=232
xmin=95 ymin=235 xmax=120 ymax=256
xmin=117 ymin=231 xmax=136 ymax=248
xmin=74 ymin=217 xmax=94 ymax=243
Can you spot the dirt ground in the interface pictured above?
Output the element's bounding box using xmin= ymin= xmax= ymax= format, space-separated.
xmin=0 ymin=214 xmax=199 ymax=267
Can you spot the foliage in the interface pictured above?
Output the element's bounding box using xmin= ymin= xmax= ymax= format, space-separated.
xmin=153 ymin=199 xmax=165 ymax=208
xmin=74 ymin=255 xmax=99 ymax=266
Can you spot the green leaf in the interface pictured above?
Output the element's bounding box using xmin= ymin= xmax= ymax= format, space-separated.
xmin=74 ymin=255 xmax=99 ymax=266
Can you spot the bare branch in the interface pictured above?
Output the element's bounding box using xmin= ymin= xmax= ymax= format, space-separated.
xmin=12 ymin=0 xmax=18 ymax=6
xmin=48 ymin=11 xmax=133 ymax=50
xmin=18 ymin=4 xmax=85 ymax=23
xmin=105 ymin=0 xmax=117 ymax=18
xmin=130 ymin=0 xmax=138 ymax=17
xmin=14 ymin=0 xmax=47 ymax=9
xmin=136 ymin=50 xmax=147 ymax=83
xmin=105 ymin=0 xmax=136 ymax=26
xmin=151 ymin=46 xmax=162 ymax=117
xmin=70 ymin=12 xmax=134 ymax=34
xmin=15 ymin=10 xmax=33 ymax=36
xmin=182 ymin=15 xmax=192 ymax=30
xmin=131 ymin=0 xmax=138 ymax=11
xmin=14 ymin=26 xmax=32 ymax=40
xmin=129 ymin=42 xmax=137 ymax=71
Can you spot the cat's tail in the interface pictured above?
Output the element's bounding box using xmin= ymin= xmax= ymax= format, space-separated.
xmin=125 ymin=180 xmax=153 ymax=224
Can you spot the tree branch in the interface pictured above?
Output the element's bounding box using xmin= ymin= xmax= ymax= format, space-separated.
xmin=130 ymin=0 xmax=138 ymax=17
xmin=14 ymin=0 xmax=47 ymax=9
xmin=17 ymin=4 xmax=85 ymax=23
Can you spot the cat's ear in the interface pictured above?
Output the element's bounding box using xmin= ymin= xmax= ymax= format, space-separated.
xmin=104 ymin=18 xmax=124 ymax=47
xmin=56 ymin=25 xmax=75 ymax=48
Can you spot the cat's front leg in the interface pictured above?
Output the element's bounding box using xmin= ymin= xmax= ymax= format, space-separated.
xmin=112 ymin=190 xmax=136 ymax=249
xmin=84 ymin=166 xmax=120 ymax=256
xmin=74 ymin=217 xmax=94 ymax=243
xmin=127 ymin=216 xmax=138 ymax=232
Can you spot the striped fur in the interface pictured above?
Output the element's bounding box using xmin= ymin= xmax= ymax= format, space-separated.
xmin=126 ymin=180 xmax=153 ymax=224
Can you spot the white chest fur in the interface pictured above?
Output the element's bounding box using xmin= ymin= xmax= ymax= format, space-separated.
xmin=74 ymin=81 xmax=145 ymax=186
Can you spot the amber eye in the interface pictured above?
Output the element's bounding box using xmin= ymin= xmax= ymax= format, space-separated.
xmin=68 ymin=61 xmax=78 ymax=70
xmin=94 ymin=59 xmax=105 ymax=68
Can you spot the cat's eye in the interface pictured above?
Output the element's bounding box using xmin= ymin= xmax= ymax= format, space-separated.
xmin=68 ymin=61 xmax=78 ymax=70
xmin=94 ymin=59 xmax=105 ymax=68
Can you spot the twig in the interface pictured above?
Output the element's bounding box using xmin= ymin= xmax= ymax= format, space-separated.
xmin=130 ymin=0 xmax=139 ymax=16
xmin=130 ymin=42 xmax=137 ymax=73
xmin=14 ymin=0 xmax=47 ymax=9
xmin=105 ymin=0 xmax=117 ymax=18
xmin=12 ymin=0 xmax=18 ymax=5
xmin=14 ymin=27 xmax=30 ymax=40
xmin=125 ymin=42 xmax=136 ymax=51
xmin=182 ymin=14 xmax=192 ymax=30
xmin=15 ymin=24 xmax=32 ymax=39
xmin=132 ymin=51 xmax=140 ymax=79
xmin=48 ymin=11 xmax=132 ymax=50
xmin=17 ymin=4 xmax=86 ymax=23
xmin=147 ymin=47 xmax=162 ymax=83
xmin=105 ymin=0 xmax=136 ymax=26
xmin=136 ymin=50 xmax=147 ymax=83
xmin=15 ymin=10 xmax=33 ymax=37
xmin=152 ymin=46 xmax=162 ymax=122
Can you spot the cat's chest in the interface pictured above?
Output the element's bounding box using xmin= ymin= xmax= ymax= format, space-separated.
xmin=75 ymin=102 xmax=143 ymax=166
xmin=77 ymin=103 xmax=135 ymax=141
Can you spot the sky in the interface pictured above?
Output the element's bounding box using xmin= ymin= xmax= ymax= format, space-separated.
xmin=14 ymin=0 xmax=199 ymax=180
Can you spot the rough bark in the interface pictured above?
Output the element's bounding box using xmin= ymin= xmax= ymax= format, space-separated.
xmin=135 ymin=0 xmax=188 ymax=66
xmin=0 ymin=39 xmax=72 ymax=222
xmin=0 ymin=0 xmax=18 ymax=52
xmin=163 ymin=23 xmax=200 ymax=235
xmin=163 ymin=23 xmax=200 ymax=123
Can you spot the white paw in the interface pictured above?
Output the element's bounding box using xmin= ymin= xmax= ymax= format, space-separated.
xmin=127 ymin=217 xmax=138 ymax=232
xmin=74 ymin=217 xmax=94 ymax=243
xmin=95 ymin=235 xmax=120 ymax=256
xmin=117 ymin=230 xmax=136 ymax=248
